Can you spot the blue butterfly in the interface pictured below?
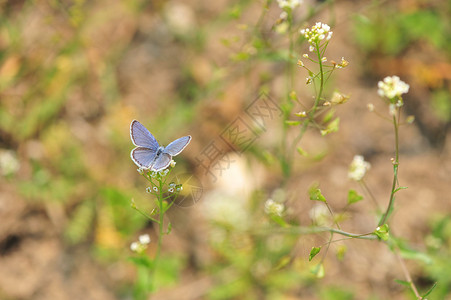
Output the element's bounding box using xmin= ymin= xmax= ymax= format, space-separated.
xmin=130 ymin=120 xmax=191 ymax=171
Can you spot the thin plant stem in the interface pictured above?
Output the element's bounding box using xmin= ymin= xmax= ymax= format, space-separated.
xmin=394 ymin=247 xmax=423 ymax=299
xmin=379 ymin=114 xmax=400 ymax=226
xmin=360 ymin=179 xmax=381 ymax=212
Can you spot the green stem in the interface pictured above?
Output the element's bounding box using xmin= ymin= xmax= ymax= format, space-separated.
xmin=379 ymin=114 xmax=399 ymax=226
xmin=255 ymin=226 xmax=377 ymax=240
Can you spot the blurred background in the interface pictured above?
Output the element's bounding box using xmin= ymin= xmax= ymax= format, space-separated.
xmin=0 ymin=0 xmax=450 ymax=299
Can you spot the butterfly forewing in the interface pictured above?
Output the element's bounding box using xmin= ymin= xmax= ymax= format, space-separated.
xmin=151 ymin=152 xmax=172 ymax=171
xmin=131 ymin=147 xmax=158 ymax=169
xmin=164 ymin=136 xmax=192 ymax=156
xmin=130 ymin=120 xmax=159 ymax=150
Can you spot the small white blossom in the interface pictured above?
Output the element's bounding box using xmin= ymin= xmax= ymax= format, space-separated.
xmin=168 ymin=187 xmax=174 ymax=193
xmin=277 ymin=0 xmax=303 ymax=9
xmin=146 ymin=187 xmax=152 ymax=193
xmin=170 ymin=160 xmax=176 ymax=167
xmin=321 ymin=57 xmax=327 ymax=62
xmin=309 ymin=204 xmax=330 ymax=226
xmin=348 ymin=155 xmax=371 ymax=181
xmin=137 ymin=168 xmax=144 ymax=175
xmin=130 ymin=242 xmax=139 ymax=252
xmin=130 ymin=234 xmax=151 ymax=253
xmin=169 ymin=182 xmax=176 ymax=188
xmin=139 ymin=234 xmax=151 ymax=245
xmin=302 ymin=53 xmax=309 ymax=58
xmin=377 ymin=76 xmax=409 ymax=99
xmin=176 ymin=186 xmax=183 ymax=192
xmin=153 ymin=186 xmax=159 ymax=192
xmin=264 ymin=199 xmax=284 ymax=217
xmin=0 ymin=150 xmax=19 ymax=176
xmin=300 ymin=22 xmax=333 ymax=48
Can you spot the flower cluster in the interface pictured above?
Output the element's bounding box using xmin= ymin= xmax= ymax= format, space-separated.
xmin=300 ymin=22 xmax=333 ymax=50
xmin=348 ymin=155 xmax=371 ymax=181
xmin=277 ymin=0 xmax=302 ymax=10
xmin=130 ymin=234 xmax=151 ymax=253
xmin=377 ymin=76 xmax=409 ymax=100
xmin=0 ymin=149 xmax=19 ymax=176
xmin=264 ymin=199 xmax=284 ymax=217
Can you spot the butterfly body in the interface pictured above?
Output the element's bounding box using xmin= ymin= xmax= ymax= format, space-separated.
xmin=130 ymin=120 xmax=191 ymax=171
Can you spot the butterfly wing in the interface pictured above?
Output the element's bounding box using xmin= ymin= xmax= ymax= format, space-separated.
xmin=130 ymin=120 xmax=159 ymax=150
xmin=131 ymin=147 xmax=158 ymax=169
xmin=151 ymin=152 xmax=172 ymax=171
xmin=163 ymin=136 xmax=191 ymax=156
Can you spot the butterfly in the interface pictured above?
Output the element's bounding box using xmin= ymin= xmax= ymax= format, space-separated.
xmin=130 ymin=120 xmax=191 ymax=171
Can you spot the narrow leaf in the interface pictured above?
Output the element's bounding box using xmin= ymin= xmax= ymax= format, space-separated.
xmin=347 ymin=189 xmax=364 ymax=204
xmin=309 ymin=246 xmax=321 ymax=261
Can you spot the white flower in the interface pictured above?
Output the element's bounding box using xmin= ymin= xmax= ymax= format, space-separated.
xmin=170 ymin=160 xmax=176 ymax=167
xmin=377 ymin=76 xmax=409 ymax=99
xmin=168 ymin=187 xmax=174 ymax=193
xmin=139 ymin=234 xmax=151 ymax=245
xmin=153 ymin=186 xmax=159 ymax=192
xmin=0 ymin=149 xmax=19 ymax=176
xmin=146 ymin=187 xmax=152 ymax=193
xmin=130 ymin=234 xmax=151 ymax=253
xmin=309 ymin=204 xmax=330 ymax=225
xmin=300 ymin=22 xmax=333 ymax=47
xmin=348 ymin=155 xmax=371 ymax=181
xmin=264 ymin=199 xmax=284 ymax=217
xmin=277 ymin=0 xmax=303 ymax=9
xmin=130 ymin=242 xmax=139 ymax=252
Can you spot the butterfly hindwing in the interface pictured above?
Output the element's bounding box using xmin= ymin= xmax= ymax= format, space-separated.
xmin=131 ymin=147 xmax=158 ymax=169
xmin=164 ymin=136 xmax=192 ymax=156
xmin=151 ymin=152 xmax=172 ymax=171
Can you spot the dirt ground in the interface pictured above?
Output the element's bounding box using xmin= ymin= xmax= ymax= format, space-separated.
xmin=0 ymin=0 xmax=450 ymax=299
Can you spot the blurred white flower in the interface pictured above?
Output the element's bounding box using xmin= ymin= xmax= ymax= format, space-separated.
xmin=130 ymin=234 xmax=151 ymax=253
xmin=264 ymin=199 xmax=284 ymax=217
xmin=203 ymin=192 xmax=249 ymax=228
xmin=348 ymin=155 xmax=371 ymax=181
xmin=0 ymin=149 xmax=19 ymax=176
xmin=377 ymin=76 xmax=409 ymax=99
xmin=309 ymin=203 xmax=330 ymax=226
xmin=139 ymin=234 xmax=151 ymax=245
xmin=277 ymin=0 xmax=303 ymax=9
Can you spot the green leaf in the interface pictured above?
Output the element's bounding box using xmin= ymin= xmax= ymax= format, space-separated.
xmin=167 ymin=222 xmax=172 ymax=235
xmin=309 ymin=246 xmax=321 ymax=261
xmin=297 ymin=147 xmax=308 ymax=156
xmin=310 ymin=263 xmax=325 ymax=278
xmin=274 ymin=255 xmax=291 ymax=270
xmin=347 ymin=189 xmax=363 ymax=204
xmin=309 ymin=184 xmax=326 ymax=202
xmin=336 ymin=245 xmax=347 ymax=261
xmin=374 ymin=224 xmax=390 ymax=241
xmin=285 ymin=120 xmax=301 ymax=126
xmin=394 ymin=279 xmax=410 ymax=287
xmin=322 ymin=109 xmax=335 ymax=124
xmin=128 ymin=256 xmax=153 ymax=269
xmin=422 ymin=282 xmax=437 ymax=298
xmin=393 ymin=186 xmax=408 ymax=193
xmin=320 ymin=117 xmax=340 ymax=136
